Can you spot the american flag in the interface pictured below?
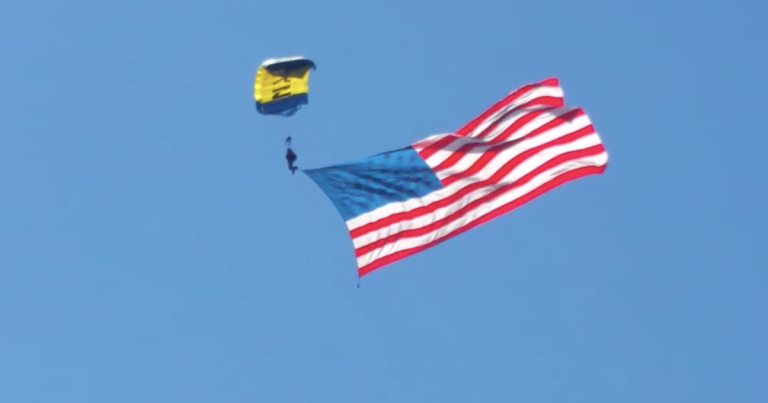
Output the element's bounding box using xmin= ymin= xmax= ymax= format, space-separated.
xmin=305 ymin=78 xmax=608 ymax=277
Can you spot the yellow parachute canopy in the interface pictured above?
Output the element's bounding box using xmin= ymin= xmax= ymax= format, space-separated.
xmin=254 ymin=56 xmax=316 ymax=117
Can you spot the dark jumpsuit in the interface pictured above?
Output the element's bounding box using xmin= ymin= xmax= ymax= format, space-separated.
xmin=286 ymin=148 xmax=298 ymax=174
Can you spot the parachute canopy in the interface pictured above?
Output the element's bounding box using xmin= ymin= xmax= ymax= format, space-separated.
xmin=254 ymin=56 xmax=316 ymax=117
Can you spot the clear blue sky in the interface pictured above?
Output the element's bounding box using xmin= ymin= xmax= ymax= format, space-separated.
xmin=1 ymin=0 xmax=766 ymax=402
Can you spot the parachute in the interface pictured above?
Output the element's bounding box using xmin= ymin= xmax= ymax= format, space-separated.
xmin=254 ymin=56 xmax=316 ymax=173
xmin=254 ymin=56 xmax=316 ymax=117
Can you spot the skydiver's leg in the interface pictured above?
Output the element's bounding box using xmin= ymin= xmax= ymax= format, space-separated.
xmin=286 ymin=148 xmax=298 ymax=173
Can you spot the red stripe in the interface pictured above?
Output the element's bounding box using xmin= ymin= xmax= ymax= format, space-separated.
xmin=419 ymin=79 xmax=562 ymax=160
xmin=472 ymin=96 xmax=565 ymax=139
xmin=358 ymin=162 xmax=607 ymax=277
xmin=441 ymin=108 xmax=586 ymax=186
xmin=416 ymin=135 xmax=462 ymax=160
xmin=349 ymin=118 xmax=595 ymax=239
xmin=455 ymin=78 xmax=560 ymax=136
xmin=353 ymin=143 xmax=604 ymax=257
xmin=485 ymin=103 xmax=572 ymax=144
xmin=431 ymin=106 xmax=558 ymax=173
xmin=437 ymin=108 xmax=585 ymax=184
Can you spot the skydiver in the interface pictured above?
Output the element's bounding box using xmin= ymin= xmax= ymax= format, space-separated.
xmin=286 ymin=147 xmax=298 ymax=174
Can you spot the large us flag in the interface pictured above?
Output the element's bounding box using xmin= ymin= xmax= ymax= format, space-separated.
xmin=305 ymin=78 xmax=608 ymax=277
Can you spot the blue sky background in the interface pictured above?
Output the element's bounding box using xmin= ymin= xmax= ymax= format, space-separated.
xmin=1 ymin=0 xmax=766 ymax=402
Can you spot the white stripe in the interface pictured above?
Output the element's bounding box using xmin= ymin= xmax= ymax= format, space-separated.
xmin=411 ymin=85 xmax=565 ymax=158
xmin=345 ymin=110 xmax=593 ymax=232
xmin=429 ymin=107 xmax=581 ymax=180
xmin=355 ymin=151 xmax=608 ymax=268
xmin=423 ymin=105 xmax=571 ymax=169
xmin=463 ymin=85 xmax=564 ymax=138
xmin=351 ymin=128 xmax=602 ymax=252
xmin=481 ymin=104 xmax=570 ymax=142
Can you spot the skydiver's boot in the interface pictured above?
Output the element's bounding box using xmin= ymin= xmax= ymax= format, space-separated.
xmin=286 ymin=156 xmax=298 ymax=174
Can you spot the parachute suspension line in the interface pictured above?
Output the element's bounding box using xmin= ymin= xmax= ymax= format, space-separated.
xmin=284 ymin=118 xmax=293 ymax=149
